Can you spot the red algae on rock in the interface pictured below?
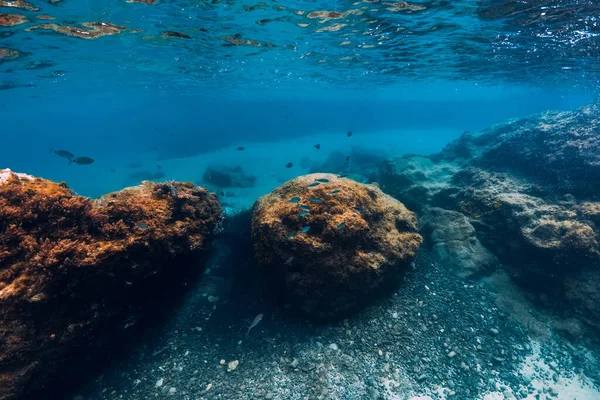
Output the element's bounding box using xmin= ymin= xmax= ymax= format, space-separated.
xmin=26 ymin=22 xmax=129 ymax=39
xmin=0 ymin=13 xmax=28 ymax=26
xmin=0 ymin=170 xmax=222 ymax=400
xmin=252 ymin=173 xmax=422 ymax=320
xmin=0 ymin=0 xmax=38 ymax=11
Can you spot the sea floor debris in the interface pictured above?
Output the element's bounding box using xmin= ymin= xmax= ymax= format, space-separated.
xmin=73 ymin=244 xmax=600 ymax=400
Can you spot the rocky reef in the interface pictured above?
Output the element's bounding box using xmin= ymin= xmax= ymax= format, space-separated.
xmin=203 ymin=165 xmax=256 ymax=188
xmin=0 ymin=169 xmax=222 ymax=400
xmin=380 ymin=104 xmax=600 ymax=335
xmin=251 ymin=173 xmax=422 ymax=320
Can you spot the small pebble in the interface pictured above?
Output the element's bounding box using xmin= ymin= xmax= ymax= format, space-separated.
xmin=329 ymin=343 xmax=339 ymax=351
xmin=227 ymin=360 xmax=239 ymax=372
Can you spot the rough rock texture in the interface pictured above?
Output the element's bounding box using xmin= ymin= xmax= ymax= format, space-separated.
xmin=251 ymin=173 xmax=422 ymax=320
xmin=420 ymin=207 xmax=497 ymax=279
xmin=379 ymin=104 xmax=600 ymax=333
xmin=203 ymin=165 xmax=256 ymax=188
xmin=309 ymin=148 xmax=385 ymax=183
xmin=0 ymin=169 xmax=222 ymax=400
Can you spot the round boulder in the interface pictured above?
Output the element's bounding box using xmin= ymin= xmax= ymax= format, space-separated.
xmin=251 ymin=173 xmax=422 ymax=320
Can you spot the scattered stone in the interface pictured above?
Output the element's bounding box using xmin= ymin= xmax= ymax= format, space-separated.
xmin=329 ymin=343 xmax=339 ymax=351
xmin=227 ymin=360 xmax=239 ymax=372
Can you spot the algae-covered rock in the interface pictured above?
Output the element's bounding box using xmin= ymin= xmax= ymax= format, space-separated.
xmin=251 ymin=173 xmax=422 ymax=320
xmin=0 ymin=169 xmax=222 ymax=400
xmin=379 ymin=104 xmax=600 ymax=335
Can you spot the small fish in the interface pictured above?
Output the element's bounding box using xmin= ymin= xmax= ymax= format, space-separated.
xmin=220 ymin=190 xmax=225 ymax=196
xmin=338 ymin=173 xmax=349 ymax=178
xmin=337 ymin=221 xmax=346 ymax=229
xmin=236 ymin=146 xmax=246 ymax=151
xmin=314 ymin=144 xmax=321 ymax=150
xmin=299 ymin=211 xmax=309 ymax=217
xmin=289 ymin=197 xmax=301 ymax=203
xmin=72 ymin=156 xmax=95 ymax=165
xmin=156 ymin=165 xmax=162 ymax=169
xmin=286 ymin=162 xmax=293 ymax=168
xmin=284 ymin=256 xmax=294 ymax=264
xmin=315 ymin=178 xmax=329 ymax=183
xmin=298 ymin=205 xmax=311 ymax=210
xmin=246 ymin=313 xmax=263 ymax=336
xmin=329 ymin=189 xmax=341 ymax=195
xmin=347 ymin=131 xmax=352 ymax=137
xmin=52 ymin=149 xmax=74 ymax=161
xmin=309 ymin=197 xmax=323 ymax=203
xmin=345 ymin=156 xmax=350 ymax=162
xmin=307 ymin=182 xmax=320 ymax=188
xmin=353 ymin=206 xmax=366 ymax=213
xmin=110 ymin=168 xmax=116 ymax=173
xmin=137 ymin=222 xmax=149 ymax=230
xmin=287 ymin=231 xmax=296 ymax=239
xmin=301 ymin=226 xmax=311 ymax=233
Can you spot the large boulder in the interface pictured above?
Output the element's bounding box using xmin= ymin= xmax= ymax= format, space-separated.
xmin=0 ymin=169 xmax=222 ymax=400
xmin=419 ymin=207 xmax=497 ymax=279
xmin=203 ymin=165 xmax=256 ymax=188
xmin=251 ymin=173 xmax=422 ymax=320
xmin=378 ymin=104 xmax=600 ymax=334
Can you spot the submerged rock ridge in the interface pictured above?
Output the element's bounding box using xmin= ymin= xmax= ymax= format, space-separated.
xmin=0 ymin=169 xmax=222 ymax=400
xmin=251 ymin=173 xmax=422 ymax=320
xmin=380 ymin=104 xmax=600 ymax=334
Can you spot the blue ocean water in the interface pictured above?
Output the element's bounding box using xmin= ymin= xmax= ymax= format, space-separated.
xmin=1 ymin=0 xmax=597 ymax=202
xmin=3 ymin=1 xmax=600 ymax=399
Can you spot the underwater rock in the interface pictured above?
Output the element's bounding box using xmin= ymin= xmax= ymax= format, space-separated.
xmin=383 ymin=1 xmax=426 ymax=13
xmin=220 ymin=34 xmax=274 ymax=48
xmin=310 ymin=148 xmax=384 ymax=182
xmin=380 ymin=104 xmax=600 ymax=335
xmin=419 ymin=207 xmax=497 ymax=279
xmin=440 ymin=105 xmax=600 ymax=197
xmin=306 ymin=9 xmax=363 ymax=23
xmin=379 ymin=155 xmax=458 ymax=212
xmin=0 ymin=0 xmax=38 ymax=11
xmin=0 ymin=48 xmax=22 ymax=62
xmin=0 ymin=13 xmax=28 ymax=26
xmin=0 ymin=170 xmax=222 ymax=400
xmin=203 ymin=165 xmax=256 ymax=188
xmin=162 ymin=30 xmax=191 ymax=39
xmin=26 ymin=22 xmax=129 ymax=39
xmin=251 ymin=173 xmax=422 ymax=320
